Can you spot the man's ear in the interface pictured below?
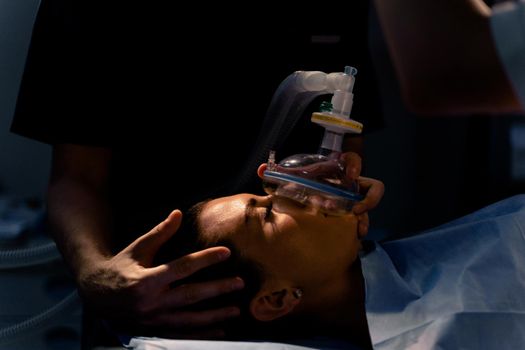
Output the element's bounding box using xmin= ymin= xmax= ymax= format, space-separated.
xmin=250 ymin=286 xmax=301 ymax=322
xmin=257 ymin=163 xmax=267 ymax=179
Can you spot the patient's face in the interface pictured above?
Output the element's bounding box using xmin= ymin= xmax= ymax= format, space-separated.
xmin=198 ymin=194 xmax=361 ymax=285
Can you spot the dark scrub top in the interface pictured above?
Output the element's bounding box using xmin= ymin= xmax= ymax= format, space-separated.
xmin=11 ymin=0 xmax=382 ymax=251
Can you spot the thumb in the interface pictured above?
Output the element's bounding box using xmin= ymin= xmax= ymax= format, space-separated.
xmin=131 ymin=210 xmax=183 ymax=261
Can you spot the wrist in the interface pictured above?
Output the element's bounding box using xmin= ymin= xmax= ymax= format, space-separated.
xmin=74 ymin=253 xmax=113 ymax=287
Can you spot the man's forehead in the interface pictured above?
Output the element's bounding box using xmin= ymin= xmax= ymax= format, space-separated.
xmin=205 ymin=196 xmax=245 ymax=217
xmin=199 ymin=196 xmax=246 ymax=241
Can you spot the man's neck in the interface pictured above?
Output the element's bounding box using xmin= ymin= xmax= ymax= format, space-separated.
xmin=301 ymin=260 xmax=371 ymax=348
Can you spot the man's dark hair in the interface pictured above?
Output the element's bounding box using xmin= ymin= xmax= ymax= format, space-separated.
xmin=154 ymin=200 xmax=268 ymax=339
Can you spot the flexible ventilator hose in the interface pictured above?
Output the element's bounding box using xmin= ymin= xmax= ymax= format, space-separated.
xmin=0 ymin=241 xmax=61 ymax=269
xmin=0 ymin=290 xmax=80 ymax=345
xmin=0 ymin=241 xmax=80 ymax=345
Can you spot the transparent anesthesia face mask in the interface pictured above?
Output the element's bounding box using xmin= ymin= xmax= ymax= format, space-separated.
xmin=262 ymin=151 xmax=363 ymax=216
xmin=254 ymin=66 xmax=364 ymax=216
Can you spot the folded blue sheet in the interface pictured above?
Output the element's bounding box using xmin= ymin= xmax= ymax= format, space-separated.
xmin=361 ymin=194 xmax=525 ymax=349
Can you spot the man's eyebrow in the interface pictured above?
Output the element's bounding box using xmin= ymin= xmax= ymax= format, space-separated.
xmin=245 ymin=198 xmax=257 ymax=224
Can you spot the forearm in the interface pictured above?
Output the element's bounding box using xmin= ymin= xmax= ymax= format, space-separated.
xmin=47 ymin=177 xmax=113 ymax=280
xmin=47 ymin=144 xmax=114 ymax=282
xmin=373 ymin=0 xmax=521 ymax=114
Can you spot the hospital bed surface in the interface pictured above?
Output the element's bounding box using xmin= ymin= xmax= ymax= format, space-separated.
xmin=124 ymin=337 xmax=361 ymax=350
